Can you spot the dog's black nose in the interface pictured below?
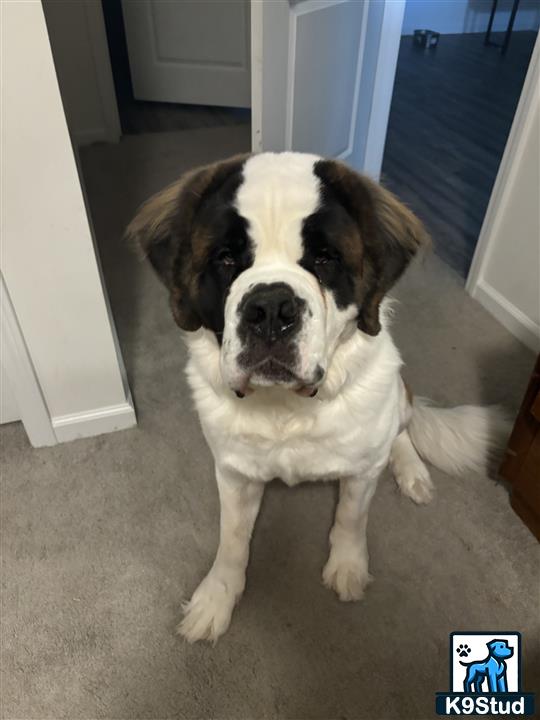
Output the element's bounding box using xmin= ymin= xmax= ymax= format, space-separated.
xmin=241 ymin=283 xmax=300 ymax=343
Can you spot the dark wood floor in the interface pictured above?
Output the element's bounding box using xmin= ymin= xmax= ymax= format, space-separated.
xmin=118 ymin=100 xmax=250 ymax=135
xmin=382 ymin=31 xmax=537 ymax=277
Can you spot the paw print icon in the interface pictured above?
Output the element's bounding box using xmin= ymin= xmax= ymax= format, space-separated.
xmin=456 ymin=643 xmax=471 ymax=658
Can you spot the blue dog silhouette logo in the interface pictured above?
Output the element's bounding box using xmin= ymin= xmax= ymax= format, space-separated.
xmin=458 ymin=638 xmax=513 ymax=693
xmin=435 ymin=632 xmax=535 ymax=716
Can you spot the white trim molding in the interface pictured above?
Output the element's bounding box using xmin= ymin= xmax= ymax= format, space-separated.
xmin=339 ymin=0 xmax=369 ymax=162
xmin=362 ymin=0 xmax=406 ymax=179
xmin=467 ymin=34 xmax=540 ymax=353
xmin=83 ymin=0 xmax=121 ymax=143
xmin=42 ymin=0 xmax=121 ymax=147
xmin=52 ymin=399 xmax=136 ymax=444
xmin=472 ymin=280 xmax=540 ymax=353
xmin=250 ymin=0 xmax=263 ymax=152
xmin=1 ymin=275 xmax=57 ymax=447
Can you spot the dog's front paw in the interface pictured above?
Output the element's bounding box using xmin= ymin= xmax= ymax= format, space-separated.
xmin=177 ymin=572 xmax=240 ymax=644
xmin=395 ymin=462 xmax=434 ymax=505
xmin=322 ymin=554 xmax=372 ymax=602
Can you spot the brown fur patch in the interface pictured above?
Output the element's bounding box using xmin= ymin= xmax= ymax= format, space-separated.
xmin=314 ymin=159 xmax=430 ymax=335
xmin=128 ymin=153 xmax=429 ymax=336
xmin=126 ymin=154 xmax=250 ymax=330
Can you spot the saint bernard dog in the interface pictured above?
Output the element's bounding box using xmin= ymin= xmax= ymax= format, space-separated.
xmin=127 ymin=152 xmax=506 ymax=643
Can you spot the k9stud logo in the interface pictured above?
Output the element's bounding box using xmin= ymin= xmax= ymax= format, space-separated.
xmin=436 ymin=632 xmax=535 ymax=715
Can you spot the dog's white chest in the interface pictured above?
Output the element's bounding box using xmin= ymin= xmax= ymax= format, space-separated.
xmin=185 ymin=326 xmax=404 ymax=485
xmin=196 ymin=386 xmax=400 ymax=485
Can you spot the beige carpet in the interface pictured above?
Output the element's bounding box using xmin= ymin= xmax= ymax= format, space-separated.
xmin=2 ymin=125 xmax=539 ymax=719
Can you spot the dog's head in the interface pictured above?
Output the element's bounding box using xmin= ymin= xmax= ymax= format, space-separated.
xmin=488 ymin=640 xmax=514 ymax=660
xmin=127 ymin=152 xmax=428 ymax=396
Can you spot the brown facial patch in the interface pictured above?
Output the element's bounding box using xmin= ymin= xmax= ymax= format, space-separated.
xmin=309 ymin=159 xmax=430 ymax=335
xmin=126 ymin=154 xmax=250 ymax=332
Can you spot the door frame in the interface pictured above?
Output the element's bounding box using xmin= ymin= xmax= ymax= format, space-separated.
xmin=83 ymin=0 xmax=121 ymax=144
xmin=1 ymin=275 xmax=57 ymax=446
xmin=466 ymin=33 xmax=540 ymax=352
xmin=43 ymin=0 xmax=121 ymax=147
xmin=3 ymin=1 xmax=136 ymax=448
xmin=362 ymin=0 xmax=406 ymax=178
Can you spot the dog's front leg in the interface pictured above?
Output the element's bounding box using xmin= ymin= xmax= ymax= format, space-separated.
xmin=322 ymin=475 xmax=378 ymax=601
xmin=178 ymin=467 xmax=264 ymax=643
xmin=497 ymin=671 xmax=507 ymax=692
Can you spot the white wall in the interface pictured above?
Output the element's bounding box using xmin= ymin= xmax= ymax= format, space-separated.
xmin=467 ymin=35 xmax=540 ymax=352
xmin=402 ymin=0 xmax=540 ymax=35
xmin=42 ymin=0 xmax=120 ymax=146
xmin=1 ymin=2 xmax=135 ymax=443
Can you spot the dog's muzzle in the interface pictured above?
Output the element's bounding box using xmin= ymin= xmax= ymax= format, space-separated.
xmin=220 ymin=265 xmax=327 ymax=398
xmin=236 ymin=282 xmax=308 ymax=390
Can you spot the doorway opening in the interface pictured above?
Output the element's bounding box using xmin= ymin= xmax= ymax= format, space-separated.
xmin=43 ymin=0 xmax=252 ymax=403
xmin=102 ymin=0 xmax=251 ymax=137
xmin=382 ymin=2 xmax=539 ymax=278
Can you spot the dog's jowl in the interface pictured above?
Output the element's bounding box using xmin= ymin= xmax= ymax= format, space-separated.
xmin=127 ymin=152 xmax=507 ymax=643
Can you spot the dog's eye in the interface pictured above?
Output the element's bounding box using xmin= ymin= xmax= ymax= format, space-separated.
xmin=216 ymin=248 xmax=236 ymax=266
xmin=315 ymin=249 xmax=337 ymax=265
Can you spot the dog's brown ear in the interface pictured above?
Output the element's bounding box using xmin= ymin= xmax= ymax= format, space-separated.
xmin=126 ymin=154 xmax=249 ymax=331
xmin=355 ymin=173 xmax=430 ymax=335
xmin=314 ymin=159 xmax=429 ymax=335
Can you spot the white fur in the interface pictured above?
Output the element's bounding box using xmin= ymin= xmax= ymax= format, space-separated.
xmin=175 ymin=152 xmax=507 ymax=643
xmin=390 ymin=428 xmax=434 ymax=505
xmin=323 ymin=476 xmax=377 ymax=601
xmin=180 ymin=309 xmax=403 ymax=642
xmin=178 ymin=469 xmax=263 ymax=643
xmin=408 ymin=398 xmax=510 ymax=476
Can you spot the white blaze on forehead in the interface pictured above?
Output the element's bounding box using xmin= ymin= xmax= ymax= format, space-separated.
xmin=235 ymin=152 xmax=322 ymax=263
xmin=220 ymin=152 xmax=360 ymax=395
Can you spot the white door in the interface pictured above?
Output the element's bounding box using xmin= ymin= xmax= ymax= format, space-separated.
xmin=122 ymin=0 xmax=251 ymax=108
xmin=251 ymin=0 xmax=405 ymax=177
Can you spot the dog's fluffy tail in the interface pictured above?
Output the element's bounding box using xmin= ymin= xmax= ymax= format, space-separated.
xmin=408 ymin=397 xmax=511 ymax=476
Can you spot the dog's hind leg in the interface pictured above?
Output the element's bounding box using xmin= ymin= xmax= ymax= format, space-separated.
xmin=474 ymin=678 xmax=485 ymax=693
xmin=463 ymin=669 xmax=474 ymax=693
xmin=390 ymin=429 xmax=434 ymax=505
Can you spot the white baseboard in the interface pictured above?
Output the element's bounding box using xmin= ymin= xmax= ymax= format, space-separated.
xmin=472 ymin=280 xmax=540 ymax=353
xmin=52 ymin=399 xmax=136 ymax=443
